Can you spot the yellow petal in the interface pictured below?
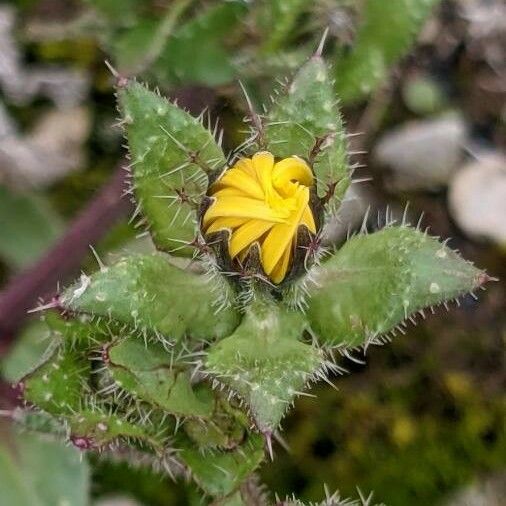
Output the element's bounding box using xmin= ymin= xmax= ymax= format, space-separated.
xmin=270 ymin=246 xmax=292 ymax=284
xmin=234 ymin=157 xmax=256 ymax=178
xmin=301 ymin=205 xmax=316 ymax=233
xmin=203 ymin=151 xmax=317 ymax=284
xmin=203 ymin=196 xmax=286 ymax=226
xmin=212 ymin=187 xmax=246 ymax=199
xmin=229 ymin=220 xmax=275 ymax=258
xmin=261 ymin=187 xmax=309 ymax=275
xmin=206 ymin=216 xmax=245 ymax=234
xmin=213 ymin=168 xmax=265 ymax=200
xmin=252 ymin=151 xmax=274 ymax=193
xmin=272 ymin=156 xmax=313 ymax=190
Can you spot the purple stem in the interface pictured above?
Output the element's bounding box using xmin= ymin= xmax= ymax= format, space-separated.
xmin=0 ymin=166 xmax=132 ymax=348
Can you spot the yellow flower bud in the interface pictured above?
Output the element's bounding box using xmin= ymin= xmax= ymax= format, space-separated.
xmin=203 ymin=151 xmax=316 ymax=283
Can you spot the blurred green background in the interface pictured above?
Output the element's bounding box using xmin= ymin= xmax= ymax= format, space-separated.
xmin=0 ymin=0 xmax=504 ymax=504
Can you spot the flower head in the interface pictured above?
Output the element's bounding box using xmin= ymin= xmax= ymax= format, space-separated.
xmin=203 ymin=152 xmax=316 ymax=284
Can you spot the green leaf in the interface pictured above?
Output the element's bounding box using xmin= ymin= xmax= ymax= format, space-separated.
xmin=1 ymin=320 xmax=51 ymax=383
xmin=106 ymin=337 xmax=213 ymax=418
xmin=111 ymin=0 xmax=192 ymax=76
xmin=118 ymin=81 xmax=226 ymax=255
xmin=0 ymin=186 xmax=63 ymax=269
xmin=306 ymin=226 xmax=486 ymax=348
xmin=179 ymin=433 xmax=265 ymax=498
xmin=111 ymin=18 xmax=160 ymax=73
xmin=0 ymin=427 xmax=89 ymax=506
xmin=22 ymin=343 xmax=90 ymax=415
xmin=206 ymin=298 xmax=322 ymax=432
xmin=154 ymin=1 xmax=247 ymax=86
xmin=44 ymin=310 xmax=118 ymax=346
xmin=334 ymin=0 xmax=441 ymax=104
xmin=61 ymin=254 xmax=240 ymax=341
xmin=67 ymin=410 xmax=167 ymax=450
xmin=265 ymin=57 xmax=351 ymax=206
xmin=258 ymin=0 xmax=310 ymax=54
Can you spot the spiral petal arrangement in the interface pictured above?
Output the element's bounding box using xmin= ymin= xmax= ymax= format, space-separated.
xmin=203 ymin=151 xmax=316 ymax=283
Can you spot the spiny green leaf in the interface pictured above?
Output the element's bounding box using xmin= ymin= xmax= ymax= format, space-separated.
xmin=183 ymin=393 xmax=250 ymax=450
xmin=265 ymin=56 xmax=351 ymax=206
xmin=22 ymin=343 xmax=89 ymax=416
xmin=206 ymin=298 xmax=322 ymax=432
xmin=45 ymin=311 xmax=119 ymax=347
xmin=60 ymin=254 xmax=240 ymax=341
xmin=306 ymin=226 xmax=487 ymax=348
xmin=118 ymin=81 xmax=226 ymax=255
xmin=106 ymin=337 xmax=213 ymax=418
xmin=0 ymin=427 xmax=89 ymax=506
xmin=334 ymin=0 xmax=441 ymax=104
xmin=179 ymin=433 xmax=265 ymax=498
xmin=67 ymin=410 xmax=166 ymax=451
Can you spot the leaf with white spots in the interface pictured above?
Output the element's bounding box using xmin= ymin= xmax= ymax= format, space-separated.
xmin=118 ymin=81 xmax=226 ymax=255
xmin=206 ymin=299 xmax=322 ymax=432
xmin=306 ymin=226 xmax=488 ymax=348
xmin=22 ymin=342 xmax=89 ymax=416
xmin=60 ymin=254 xmax=240 ymax=341
xmin=67 ymin=410 xmax=167 ymax=451
xmin=265 ymin=56 xmax=351 ymax=207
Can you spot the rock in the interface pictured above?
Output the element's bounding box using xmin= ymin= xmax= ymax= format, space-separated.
xmin=449 ymin=153 xmax=506 ymax=245
xmin=402 ymin=74 xmax=446 ymax=116
xmin=0 ymin=101 xmax=16 ymax=138
xmin=0 ymin=5 xmax=89 ymax=107
xmin=444 ymin=472 xmax=506 ymax=506
xmin=374 ymin=114 xmax=468 ymax=191
xmin=322 ymin=184 xmax=374 ymax=246
xmin=30 ymin=107 xmax=91 ymax=167
xmin=0 ymin=107 xmax=91 ymax=188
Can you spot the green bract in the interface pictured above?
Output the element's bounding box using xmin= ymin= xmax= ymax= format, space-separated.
xmin=19 ymin=54 xmax=488 ymax=504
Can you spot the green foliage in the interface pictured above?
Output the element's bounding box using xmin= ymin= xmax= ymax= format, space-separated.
xmin=306 ymin=226 xmax=484 ymax=347
xmin=118 ymin=81 xmax=226 ymax=255
xmin=89 ymin=0 xmax=245 ymax=85
xmin=61 ymin=254 xmax=239 ymax=340
xmin=179 ymin=433 xmax=264 ymax=497
xmin=258 ymin=0 xmax=310 ymax=54
xmin=207 ymin=299 xmax=322 ymax=432
xmin=1 ymin=320 xmax=51 ymax=383
xmin=67 ymin=410 xmax=166 ymax=450
xmin=154 ymin=1 xmax=247 ymax=86
xmin=17 ymin=51 xmax=491 ymax=503
xmin=106 ymin=337 xmax=213 ymax=418
xmin=265 ymin=56 xmax=351 ymax=206
xmin=0 ymin=186 xmax=63 ymax=269
xmin=261 ymin=362 xmax=505 ymax=506
xmin=0 ymin=426 xmax=90 ymax=506
xmin=334 ymin=0 xmax=441 ymax=103
xmin=23 ymin=343 xmax=90 ymax=415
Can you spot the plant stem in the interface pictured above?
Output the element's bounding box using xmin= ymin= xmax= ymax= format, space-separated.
xmin=130 ymin=0 xmax=193 ymax=76
xmin=0 ymin=166 xmax=132 ymax=347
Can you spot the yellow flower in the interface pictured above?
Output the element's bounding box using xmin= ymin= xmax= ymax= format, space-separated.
xmin=203 ymin=151 xmax=316 ymax=284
